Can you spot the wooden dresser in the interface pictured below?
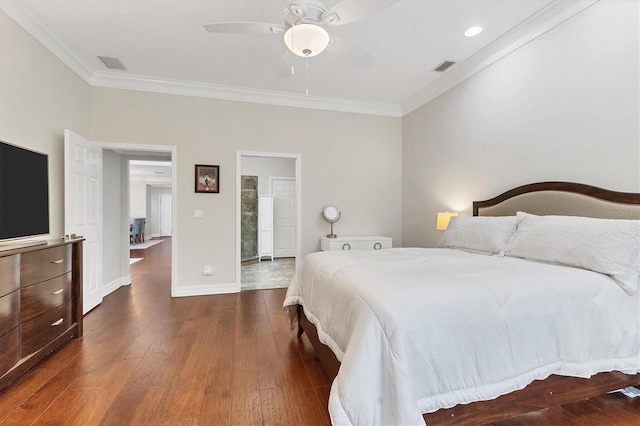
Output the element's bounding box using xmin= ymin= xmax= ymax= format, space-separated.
xmin=0 ymin=238 xmax=83 ymax=391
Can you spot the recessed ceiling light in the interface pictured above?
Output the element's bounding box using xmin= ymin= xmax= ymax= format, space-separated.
xmin=464 ymin=26 xmax=483 ymax=37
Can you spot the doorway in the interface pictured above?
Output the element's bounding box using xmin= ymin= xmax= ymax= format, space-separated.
xmin=236 ymin=152 xmax=301 ymax=291
xmin=101 ymin=142 xmax=177 ymax=297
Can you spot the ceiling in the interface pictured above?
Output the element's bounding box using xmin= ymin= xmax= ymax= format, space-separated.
xmin=1 ymin=0 xmax=593 ymax=116
xmin=129 ymin=160 xmax=173 ymax=187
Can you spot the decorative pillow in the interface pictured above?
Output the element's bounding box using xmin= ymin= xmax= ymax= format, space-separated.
xmin=440 ymin=216 xmax=517 ymax=256
xmin=505 ymin=211 xmax=640 ymax=295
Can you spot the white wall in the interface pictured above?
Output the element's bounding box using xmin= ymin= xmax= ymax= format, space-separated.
xmin=241 ymin=156 xmax=296 ymax=195
xmin=89 ymin=88 xmax=402 ymax=292
xmin=402 ymin=0 xmax=640 ymax=248
xmin=0 ymin=11 xmax=91 ymax=240
xmin=102 ymin=149 xmax=128 ymax=293
xmin=129 ymin=180 xmax=147 ymax=224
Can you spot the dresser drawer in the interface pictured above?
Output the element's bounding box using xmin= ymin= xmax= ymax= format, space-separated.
xmin=0 ymin=289 xmax=20 ymax=337
xmin=361 ymin=239 xmax=392 ymax=250
xmin=21 ymin=273 xmax=72 ymax=323
xmin=321 ymin=236 xmax=392 ymax=251
xmin=331 ymin=241 xmax=362 ymax=251
xmin=21 ymin=300 xmax=73 ymax=357
xmin=20 ymin=245 xmax=72 ymax=287
xmin=0 ymin=254 xmax=20 ymax=296
xmin=0 ymin=327 xmax=20 ymax=377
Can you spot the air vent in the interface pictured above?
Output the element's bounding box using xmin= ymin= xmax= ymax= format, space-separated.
xmin=98 ymin=56 xmax=126 ymax=70
xmin=433 ymin=60 xmax=456 ymax=72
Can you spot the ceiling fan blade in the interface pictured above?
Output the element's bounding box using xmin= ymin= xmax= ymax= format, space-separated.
xmin=326 ymin=35 xmax=375 ymax=68
xmin=276 ymin=50 xmax=300 ymax=78
xmin=321 ymin=0 xmax=399 ymax=27
xmin=203 ymin=22 xmax=286 ymax=34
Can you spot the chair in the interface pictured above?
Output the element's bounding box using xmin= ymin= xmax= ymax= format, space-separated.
xmin=137 ymin=218 xmax=146 ymax=243
xmin=130 ymin=218 xmax=145 ymax=244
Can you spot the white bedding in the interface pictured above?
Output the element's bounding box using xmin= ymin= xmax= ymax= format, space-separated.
xmin=283 ymin=248 xmax=640 ymax=426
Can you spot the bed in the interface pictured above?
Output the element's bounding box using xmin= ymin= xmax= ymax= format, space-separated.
xmin=283 ymin=181 xmax=640 ymax=425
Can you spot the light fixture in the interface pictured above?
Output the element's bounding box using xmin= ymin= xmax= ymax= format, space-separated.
xmin=436 ymin=212 xmax=458 ymax=230
xmin=284 ymin=24 xmax=330 ymax=57
xmin=464 ymin=26 xmax=483 ymax=37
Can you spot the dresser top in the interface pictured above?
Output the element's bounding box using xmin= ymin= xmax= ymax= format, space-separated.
xmin=0 ymin=238 xmax=83 ymax=257
xmin=320 ymin=235 xmax=391 ymax=241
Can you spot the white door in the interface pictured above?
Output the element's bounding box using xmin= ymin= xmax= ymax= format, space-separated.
xmin=64 ymin=129 xmax=103 ymax=314
xmin=271 ymin=178 xmax=296 ymax=258
xmin=160 ymin=193 xmax=172 ymax=236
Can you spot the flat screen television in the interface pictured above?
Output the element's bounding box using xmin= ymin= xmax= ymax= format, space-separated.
xmin=0 ymin=140 xmax=50 ymax=241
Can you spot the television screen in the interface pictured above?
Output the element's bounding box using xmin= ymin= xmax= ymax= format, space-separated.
xmin=0 ymin=141 xmax=50 ymax=240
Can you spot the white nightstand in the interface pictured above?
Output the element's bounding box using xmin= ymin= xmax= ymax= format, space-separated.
xmin=320 ymin=235 xmax=392 ymax=251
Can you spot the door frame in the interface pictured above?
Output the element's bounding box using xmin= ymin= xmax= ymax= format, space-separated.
xmin=236 ymin=151 xmax=302 ymax=292
xmin=100 ymin=142 xmax=178 ymax=297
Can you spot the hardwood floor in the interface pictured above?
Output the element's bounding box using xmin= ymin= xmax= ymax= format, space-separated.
xmin=0 ymin=237 xmax=638 ymax=425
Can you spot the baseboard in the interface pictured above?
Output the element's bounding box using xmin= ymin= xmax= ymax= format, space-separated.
xmin=172 ymin=283 xmax=238 ymax=297
xmin=106 ymin=279 xmax=236 ymax=298
xmin=102 ymin=275 xmax=132 ymax=297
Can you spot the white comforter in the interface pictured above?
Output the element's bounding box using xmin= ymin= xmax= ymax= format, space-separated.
xmin=282 ymin=248 xmax=640 ymax=426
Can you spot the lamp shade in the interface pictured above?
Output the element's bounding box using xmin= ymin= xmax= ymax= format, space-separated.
xmin=436 ymin=212 xmax=458 ymax=230
xmin=284 ymin=24 xmax=330 ymax=57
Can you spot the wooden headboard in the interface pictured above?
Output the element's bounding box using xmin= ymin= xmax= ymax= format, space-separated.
xmin=473 ymin=182 xmax=640 ymax=219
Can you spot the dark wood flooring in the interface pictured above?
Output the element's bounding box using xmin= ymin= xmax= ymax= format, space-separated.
xmin=0 ymin=237 xmax=638 ymax=425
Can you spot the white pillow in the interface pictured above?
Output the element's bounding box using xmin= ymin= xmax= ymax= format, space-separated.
xmin=505 ymin=211 xmax=640 ymax=295
xmin=440 ymin=216 xmax=517 ymax=256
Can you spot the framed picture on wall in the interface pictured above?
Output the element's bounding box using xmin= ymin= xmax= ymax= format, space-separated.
xmin=195 ymin=164 xmax=219 ymax=193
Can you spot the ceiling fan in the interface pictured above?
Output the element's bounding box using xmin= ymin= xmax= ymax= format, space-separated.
xmin=204 ymin=0 xmax=399 ymax=78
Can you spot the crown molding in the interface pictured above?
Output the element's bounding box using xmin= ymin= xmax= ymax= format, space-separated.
xmin=2 ymin=0 xmax=596 ymax=118
xmin=0 ymin=0 xmax=93 ymax=83
xmin=0 ymin=0 xmax=400 ymax=117
xmin=400 ymin=0 xmax=598 ymax=116
xmin=90 ymin=71 xmax=403 ymax=117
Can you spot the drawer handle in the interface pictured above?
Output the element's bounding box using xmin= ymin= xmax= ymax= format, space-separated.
xmin=51 ymin=289 xmax=64 ymax=295
xmin=51 ymin=259 xmax=64 ymax=264
xmin=51 ymin=318 xmax=64 ymax=326
xmin=342 ymin=243 xmax=351 ymax=250
xmin=374 ymin=242 xmax=382 ymax=250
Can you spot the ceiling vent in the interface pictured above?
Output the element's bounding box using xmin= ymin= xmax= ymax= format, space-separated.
xmin=98 ymin=56 xmax=126 ymax=70
xmin=433 ymin=60 xmax=456 ymax=72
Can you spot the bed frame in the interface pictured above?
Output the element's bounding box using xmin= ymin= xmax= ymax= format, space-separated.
xmin=294 ymin=181 xmax=640 ymax=425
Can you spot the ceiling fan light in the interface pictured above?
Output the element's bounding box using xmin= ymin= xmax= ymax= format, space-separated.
xmin=284 ymin=24 xmax=330 ymax=57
